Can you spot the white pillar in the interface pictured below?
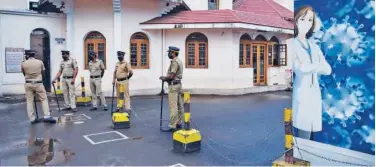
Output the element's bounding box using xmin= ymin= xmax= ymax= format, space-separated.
xmin=65 ymin=0 xmax=74 ymax=52
xmin=0 ymin=14 xmax=3 ymax=97
xmin=113 ymin=0 xmax=122 ymax=55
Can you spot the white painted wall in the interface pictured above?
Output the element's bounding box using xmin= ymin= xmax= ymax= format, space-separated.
xmin=273 ymin=0 xmax=294 ymax=12
xmin=219 ymin=0 xmax=233 ymax=10
xmin=0 ymin=0 xmax=28 ymax=10
xmin=0 ymin=12 xmax=65 ymax=95
xmin=183 ymin=0 xmax=208 ymax=10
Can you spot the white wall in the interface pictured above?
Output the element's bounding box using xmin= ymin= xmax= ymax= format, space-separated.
xmin=0 ymin=0 xmax=28 ymax=10
xmin=72 ymin=0 xmax=165 ymax=96
xmin=183 ymin=0 xmax=208 ymax=10
xmin=0 ymin=12 xmax=65 ymax=95
xmin=219 ymin=0 xmax=232 ymax=10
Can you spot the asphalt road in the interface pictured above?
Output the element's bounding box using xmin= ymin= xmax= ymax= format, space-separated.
xmin=0 ymin=91 xmax=292 ymax=166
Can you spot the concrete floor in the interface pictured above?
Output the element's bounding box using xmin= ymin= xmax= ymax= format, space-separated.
xmin=0 ymin=91 xmax=292 ymax=166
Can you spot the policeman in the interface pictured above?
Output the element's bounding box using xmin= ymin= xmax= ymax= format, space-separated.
xmin=88 ymin=51 xmax=108 ymax=111
xmin=113 ymin=51 xmax=133 ymax=112
xmin=52 ymin=50 xmax=78 ymax=112
xmin=159 ymin=46 xmax=184 ymax=132
xmin=21 ymin=50 xmax=55 ymax=124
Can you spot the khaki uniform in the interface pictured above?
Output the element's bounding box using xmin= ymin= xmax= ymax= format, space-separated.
xmin=22 ymin=57 xmax=50 ymax=121
xmin=115 ymin=60 xmax=132 ymax=110
xmin=167 ymin=57 xmax=184 ymax=129
xmin=59 ymin=58 xmax=78 ymax=109
xmin=88 ymin=59 xmax=106 ymax=107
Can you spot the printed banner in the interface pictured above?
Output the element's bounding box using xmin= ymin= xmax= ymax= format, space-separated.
xmin=292 ymin=0 xmax=375 ymax=155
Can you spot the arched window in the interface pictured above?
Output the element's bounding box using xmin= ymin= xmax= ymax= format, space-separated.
xmin=239 ymin=33 xmax=252 ymax=68
xmin=268 ymin=36 xmax=287 ymax=66
xmin=186 ymin=32 xmax=208 ymax=68
xmin=268 ymin=36 xmax=279 ymax=66
xmin=254 ymin=35 xmax=267 ymax=41
xmin=130 ymin=32 xmax=149 ymax=69
xmin=84 ymin=31 xmax=106 ymax=69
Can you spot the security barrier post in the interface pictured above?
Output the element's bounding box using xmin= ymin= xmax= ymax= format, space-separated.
xmin=272 ymin=108 xmax=310 ymax=166
xmin=284 ymin=108 xmax=293 ymax=163
xmin=184 ymin=92 xmax=190 ymax=130
xmin=117 ymin=83 xmax=124 ymax=111
xmin=112 ymin=83 xmax=130 ymax=129
xmin=173 ymin=91 xmax=201 ymax=153
xmin=76 ymin=76 xmax=91 ymax=106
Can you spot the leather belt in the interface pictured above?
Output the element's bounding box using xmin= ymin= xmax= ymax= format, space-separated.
xmin=26 ymin=80 xmax=42 ymax=84
xmin=63 ymin=76 xmax=73 ymax=79
xmin=117 ymin=77 xmax=128 ymax=81
xmin=169 ymin=80 xmax=181 ymax=85
xmin=90 ymin=75 xmax=101 ymax=79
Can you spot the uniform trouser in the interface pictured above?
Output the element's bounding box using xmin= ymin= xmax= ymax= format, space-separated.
xmin=168 ymin=83 xmax=184 ymax=129
xmin=25 ymin=83 xmax=50 ymax=121
xmin=90 ymin=78 xmax=107 ymax=107
xmin=61 ymin=78 xmax=76 ymax=109
xmin=116 ymin=80 xmax=131 ymax=110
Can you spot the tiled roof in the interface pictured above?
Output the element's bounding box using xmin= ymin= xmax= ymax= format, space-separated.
xmin=140 ymin=0 xmax=293 ymax=29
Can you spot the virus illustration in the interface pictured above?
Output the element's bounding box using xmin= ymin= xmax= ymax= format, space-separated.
xmin=311 ymin=13 xmax=375 ymax=127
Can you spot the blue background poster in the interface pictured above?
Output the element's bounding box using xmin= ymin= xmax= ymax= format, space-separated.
xmin=294 ymin=0 xmax=375 ymax=155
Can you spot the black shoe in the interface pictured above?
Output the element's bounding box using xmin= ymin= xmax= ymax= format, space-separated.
xmin=71 ymin=108 xmax=78 ymax=112
xmin=90 ymin=107 xmax=98 ymax=111
xmin=31 ymin=119 xmax=39 ymax=124
xmin=43 ymin=117 xmax=57 ymax=124
xmin=62 ymin=107 xmax=71 ymax=111
xmin=103 ymin=106 xmax=108 ymax=111
xmin=176 ymin=124 xmax=182 ymax=129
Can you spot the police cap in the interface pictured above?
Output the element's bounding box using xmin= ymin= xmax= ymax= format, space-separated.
xmin=117 ymin=51 xmax=125 ymax=56
xmin=89 ymin=50 xmax=96 ymax=56
xmin=61 ymin=50 xmax=70 ymax=55
xmin=24 ymin=50 xmax=36 ymax=55
xmin=168 ymin=46 xmax=180 ymax=52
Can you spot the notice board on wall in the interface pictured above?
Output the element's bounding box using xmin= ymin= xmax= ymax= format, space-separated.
xmin=5 ymin=47 xmax=24 ymax=73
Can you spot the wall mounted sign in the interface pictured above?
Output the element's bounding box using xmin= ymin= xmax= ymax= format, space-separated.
xmin=55 ymin=38 xmax=65 ymax=44
xmin=5 ymin=47 xmax=24 ymax=73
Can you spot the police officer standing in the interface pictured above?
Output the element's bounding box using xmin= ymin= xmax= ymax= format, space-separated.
xmin=52 ymin=50 xmax=78 ymax=112
xmin=21 ymin=50 xmax=55 ymax=124
xmin=113 ymin=51 xmax=133 ymax=112
xmin=159 ymin=46 xmax=184 ymax=132
xmin=88 ymin=51 xmax=108 ymax=111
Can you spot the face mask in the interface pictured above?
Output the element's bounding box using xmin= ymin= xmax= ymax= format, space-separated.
xmin=118 ymin=57 xmax=124 ymax=61
xmin=62 ymin=55 xmax=68 ymax=60
xmin=89 ymin=56 xmax=94 ymax=61
xmin=168 ymin=52 xmax=173 ymax=59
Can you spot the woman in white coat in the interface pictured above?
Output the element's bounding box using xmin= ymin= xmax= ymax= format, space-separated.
xmin=289 ymin=5 xmax=332 ymax=140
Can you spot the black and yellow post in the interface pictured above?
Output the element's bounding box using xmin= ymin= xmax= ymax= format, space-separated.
xmin=111 ymin=83 xmax=130 ymax=129
xmin=272 ymin=108 xmax=310 ymax=166
xmin=76 ymin=76 xmax=91 ymax=106
xmin=173 ymin=91 xmax=201 ymax=153
xmin=55 ymin=78 xmax=63 ymax=95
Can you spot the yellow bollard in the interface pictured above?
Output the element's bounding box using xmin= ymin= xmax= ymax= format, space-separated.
xmin=112 ymin=83 xmax=130 ymax=129
xmin=272 ymin=108 xmax=311 ymax=166
xmin=173 ymin=91 xmax=201 ymax=153
xmin=76 ymin=76 xmax=91 ymax=106
xmin=55 ymin=78 xmax=62 ymax=95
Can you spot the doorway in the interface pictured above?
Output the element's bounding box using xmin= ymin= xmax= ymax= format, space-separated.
xmin=252 ymin=44 xmax=267 ymax=86
xmin=30 ymin=28 xmax=51 ymax=92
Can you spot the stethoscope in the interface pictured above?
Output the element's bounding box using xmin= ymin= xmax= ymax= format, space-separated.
xmin=297 ymin=38 xmax=315 ymax=87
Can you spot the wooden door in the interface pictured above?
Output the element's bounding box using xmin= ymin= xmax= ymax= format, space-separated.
xmin=252 ymin=44 xmax=267 ymax=86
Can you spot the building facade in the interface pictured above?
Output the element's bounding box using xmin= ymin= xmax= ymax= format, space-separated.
xmin=0 ymin=0 xmax=293 ymax=97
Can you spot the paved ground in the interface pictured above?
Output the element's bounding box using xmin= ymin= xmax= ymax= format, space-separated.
xmin=0 ymin=91 xmax=292 ymax=166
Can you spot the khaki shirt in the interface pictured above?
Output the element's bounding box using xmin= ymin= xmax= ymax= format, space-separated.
xmin=88 ymin=59 xmax=104 ymax=76
xmin=115 ymin=61 xmax=132 ymax=79
xmin=167 ymin=57 xmax=183 ymax=80
xmin=22 ymin=57 xmax=45 ymax=81
xmin=59 ymin=58 xmax=78 ymax=77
